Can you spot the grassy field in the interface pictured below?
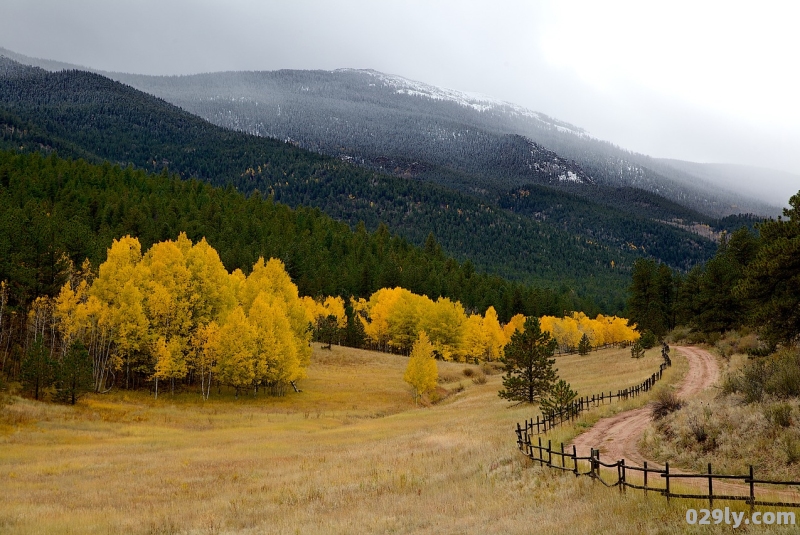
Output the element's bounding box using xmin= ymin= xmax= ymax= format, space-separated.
xmin=1 ymin=344 xmax=794 ymax=534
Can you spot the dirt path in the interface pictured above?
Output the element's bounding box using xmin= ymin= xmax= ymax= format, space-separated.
xmin=569 ymin=346 xmax=800 ymax=502
xmin=571 ymin=345 xmax=719 ymax=465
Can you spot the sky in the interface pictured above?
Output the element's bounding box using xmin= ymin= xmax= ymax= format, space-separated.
xmin=1 ymin=0 xmax=798 ymax=200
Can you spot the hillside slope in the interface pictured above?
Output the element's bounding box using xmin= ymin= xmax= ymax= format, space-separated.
xmin=99 ymin=68 xmax=777 ymax=218
xmin=0 ymin=57 xmax=680 ymax=311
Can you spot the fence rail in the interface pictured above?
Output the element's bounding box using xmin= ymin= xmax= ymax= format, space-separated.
xmin=522 ymin=345 xmax=672 ymax=436
xmin=516 ymin=418 xmax=800 ymax=509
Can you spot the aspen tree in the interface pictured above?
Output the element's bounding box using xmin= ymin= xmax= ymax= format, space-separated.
xmin=403 ymin=331 xmax=437 ymax=404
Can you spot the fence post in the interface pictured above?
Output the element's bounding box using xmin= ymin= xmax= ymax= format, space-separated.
xmin=619 ymin=459 xmax=626 ymax=492
xmin=561 ymin=443 xmax=565 ymax=469
xmin=573 ymin=444 xmax=578 ymax=475
xmin=749 ymin=465 xmax=755 ymax=511
xmin=708 ymin=463 xmax=713 ymax=508
xmin=538 ymin=437 xmax=543 ymax=467
xmin=536 ymin=415 xmax=540 ymax=435
xmin=665 ymin=462 xmax=670 ymax=503
xmin=643 ymin=461 xmax=648 ymax=494
xmin=516 ymin=422 xmax=522 ymax=449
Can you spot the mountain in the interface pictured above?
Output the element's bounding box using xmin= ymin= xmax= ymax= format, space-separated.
xmin=0 ymin=56 xmax=663 ymax=312
xmin=91 ymin=68 xmax=777 ymax=218
xmin=656 ymin=159 xmax=797 ymax=209
xmin=1 ymin=46 xmax=781 ymax=217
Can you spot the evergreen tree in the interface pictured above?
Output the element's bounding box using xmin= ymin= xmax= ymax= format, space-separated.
xmin=577 ymin=333 xmax=591 ymax=355
xmin=54 ymin=341 xmax=93 ymax=405
xmin=540 ymin=379 xmax=578 ymax=415
xmin=498 ymin=317 xmax=558 ymax=405
xmin=21 ymin=336 xmax=56 ymax=400
xmin=738 ymin=191 xmax=800 ymax=346
xmin=630 ymin=341 xmax=645 ymax=359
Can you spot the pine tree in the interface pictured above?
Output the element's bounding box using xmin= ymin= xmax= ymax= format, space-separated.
xmin=21 ymin=336 xmax=56 ymax=400
xmin=498 ymin=317 xmax=558 ymax=405
xmin=540 ymin=379 xmax=578 ymax=415
xmin=578 ymin=333 xmax=591 ymax=355
xmin=53 ymin=341 xmax=93 ymax=405
xmin=630 ymin=341 xmax=645 ymax=359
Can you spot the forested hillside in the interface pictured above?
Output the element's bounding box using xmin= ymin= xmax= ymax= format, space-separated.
xmin=627 ymin=190 xmax=799 ymax=348
xmin=0 ymin=57 xmax=708 ymax=310
xmin=0 ymin=150 xmax=582 ymax=320
xmin=101 ymin=68 xmax=778 ymax=218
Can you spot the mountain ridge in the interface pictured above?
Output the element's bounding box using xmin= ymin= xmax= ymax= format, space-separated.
xmin=0 ymin=46 xmax=779 ymax=217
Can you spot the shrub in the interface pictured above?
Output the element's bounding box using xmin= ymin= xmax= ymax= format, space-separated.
xmin=462 ymin=368 xmax=475 ymax=378
xmin=782 ymin=435 xmax=800 ymax=465
xmin=651 ymin=388 xmax=683 ymax=419
xmin=766 ymin=350 xmax=800 ymax=398
xmin=665 ymin=326 xmax=691 ymax=344
xmin=480 ymin=361 xmax=502 ymax=376
xmin=472 ymin=371 xmax=487 ymax=385
xmin=764 ymin=403 xmax=793 ymax=428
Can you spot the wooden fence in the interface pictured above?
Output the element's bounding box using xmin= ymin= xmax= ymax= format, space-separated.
xmin=521 ymin=346 xmax=672 ymax=436
xmin=515 ymin=434 xmax=800 ymax=508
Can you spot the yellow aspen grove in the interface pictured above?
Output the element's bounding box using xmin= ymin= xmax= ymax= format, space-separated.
xmin=322 ymin=296 xmax=347 ymax=329
xmin=461 ymin=313 xmax=488 ymax=361
xmin=461 ymin=307 xmax=504 ymax=361
xmin=248 ymin=293 xmax=303 ymax=396
xmin=184 ymin=236 xmax=238 ymax=325
xmin=403 ymin=331 xmax=438 ymax=404
xmin=419 ymin=297 xmax=466 ymax=361
xmin=190 ymin=321 xmax=220 ymax=401
xmin=386 ymin=289 xmax=426 ymax=353
xmin=482 ymin=306 xmax=506 ymax=361
xmin=302 ymin=295 xmax=348 ymax=346
xmin=502 ymin=314 xmax=526 ymax=345
xmin=355 ymin=287 xmax=404 ymax=351
xmin=53 ymin=235 xmax=313 ymax=399
xmin=152 ymin=336 xmax=187 ymax=398
xmin=81 ymin=236 xmax=149 ymax=391
xmin=535 ymin=313 xmax=639 ymax=353
xmin=240 ymin=258 xmax=312 ymax=372
xmin=215 ymin=306 xmax=255 ymax=398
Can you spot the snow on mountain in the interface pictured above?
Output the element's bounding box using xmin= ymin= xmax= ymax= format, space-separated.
xmin=342 ymin=69 xmax=589 ymax=137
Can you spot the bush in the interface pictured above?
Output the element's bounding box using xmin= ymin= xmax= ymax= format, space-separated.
xmin=764 ymin=403 xmax=793 ymax=428
xmin=480 ymin=361 xmax=502 ymax=376
xmin=766 ymin=350 xmax=800 ymax=398
xmin=640 ymin=330 xmax=657 ymax=349
xmin=665 ymin=326 xmax=691 ymax=344
xmin=723 ymin=350 xmax=800 ymax=403
xmin=782 ymin=435 xmax=800 ymax=465
xmin=651 ymin=388 xmax=683 ymax=419
xmin=462 ymin=368 xmax=475 ymax=378
xmin=472 ymin=371 xmax=487 ymax=385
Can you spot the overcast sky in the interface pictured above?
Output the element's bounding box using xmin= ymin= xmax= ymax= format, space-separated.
xmin=2 ymin=0 xmax=799 ymax=191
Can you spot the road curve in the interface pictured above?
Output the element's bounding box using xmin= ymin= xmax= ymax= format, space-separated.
xmin=568 ymin=346 xmax=800 ymax=502
xmin=570 ymin=345 xmax=719 ymax=465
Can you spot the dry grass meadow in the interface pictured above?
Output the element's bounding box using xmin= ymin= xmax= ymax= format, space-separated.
xmin=1 ymin=344 xmax=795 ymax=534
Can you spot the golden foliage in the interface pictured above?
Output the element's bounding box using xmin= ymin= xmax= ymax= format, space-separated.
xmin=53 ymin=234 xmax=311 ymax=397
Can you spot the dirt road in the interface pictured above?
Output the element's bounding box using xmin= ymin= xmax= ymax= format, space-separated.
xmin=570 ymin=345 xmax=719 ymax=465
xmin=569 ymin=346 xmax=800 ymax=502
